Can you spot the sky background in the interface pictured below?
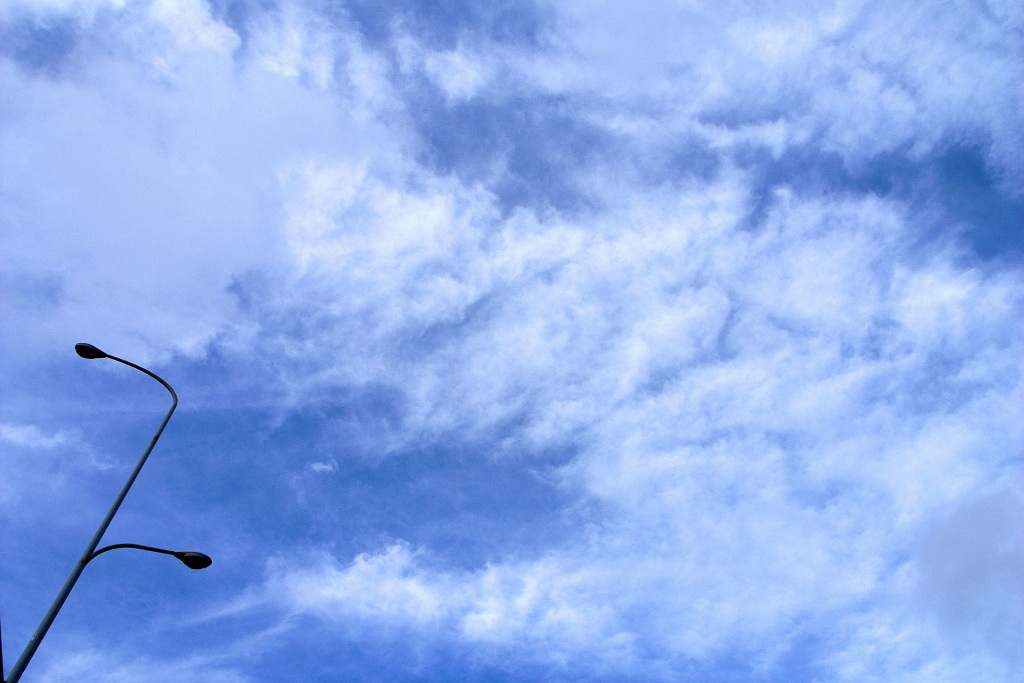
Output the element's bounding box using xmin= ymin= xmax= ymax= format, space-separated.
xmin=1 ymin=0 xmax=1022 ymax=681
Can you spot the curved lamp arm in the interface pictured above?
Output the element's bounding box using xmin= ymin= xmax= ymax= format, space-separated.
xmin=6 ymin=344 xmax=180 ymax=683
xmin=87 ymin=543 xmax=212 ymax=570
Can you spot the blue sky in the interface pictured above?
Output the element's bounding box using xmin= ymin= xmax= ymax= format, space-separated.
xmin=1 ymin=1 xmax=1022 ymax=681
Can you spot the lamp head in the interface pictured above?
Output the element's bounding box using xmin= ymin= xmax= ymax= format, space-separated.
xmin=75 ymin=343 xmax=108 ymax=359
xmin=174 ymin=551 xmax=213 ymax=570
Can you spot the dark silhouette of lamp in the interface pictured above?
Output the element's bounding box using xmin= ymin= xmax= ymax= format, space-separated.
xmin=74 ymin=342 xmax=108 ymax=359
xmin=86 ymin=544 xmax=213 ymax=570
xmin=3 ymin=344 xmax=211 ymax=683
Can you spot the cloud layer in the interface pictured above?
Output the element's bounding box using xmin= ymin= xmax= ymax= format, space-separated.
xmin=2 ymin=0 xmax=1021 ymax=681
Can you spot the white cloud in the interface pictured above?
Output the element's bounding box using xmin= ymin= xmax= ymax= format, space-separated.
xmin=250 ymin=6 xmax=336 ymax=89
xmin=308 ymin=459 xmax=338 ymax=473
xmin=0 ymin=2 xmax=405 ymax=364
xmin=423 ymin=47 xmax=490 ymax=102
xmin=0 ymin=422 xmax=70 ymax=450
xmin=38 ymin=649 xmax=253 ymax=683
xmin=231 ymin=146 xmax=1022 ymax=676
xmin=0 ymin=423 xmax=110 ymax=508
xmin=3 ymin=0 xmax=1021 ymax=679
xmin=276 ymin=545 xmax=449 ymax=624
xmin=0 ymin=0 xmax=127 ymax=19
xmin=914 ymin=487 xmax=1024 ymax=668
xmin=531 ymin=0 xmax=1023 ymax=188
xmin=147 ymin=0 xmax=238 ymax=54
xmin=395 ymin=34 xmax=493 ymax=103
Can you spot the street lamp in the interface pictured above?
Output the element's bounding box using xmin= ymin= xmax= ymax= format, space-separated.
xmin=3 ymin=344 xmax=210 ymax=683
xmin=87 ymin=544 xmax=213 ymax=570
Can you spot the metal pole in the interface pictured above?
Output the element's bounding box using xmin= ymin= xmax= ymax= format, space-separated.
xmin=5 ymin=354 xmax=176 ymax=683
xmin=85 ymin=543 xmax=180 ymax=563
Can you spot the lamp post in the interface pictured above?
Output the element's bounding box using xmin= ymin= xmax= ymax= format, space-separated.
xmin=3 ymin=344 xmax=209 ymax=683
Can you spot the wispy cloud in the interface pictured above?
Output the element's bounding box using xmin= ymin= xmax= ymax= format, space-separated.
xmin=2 ymin=0 xmax=1021 ymax=680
